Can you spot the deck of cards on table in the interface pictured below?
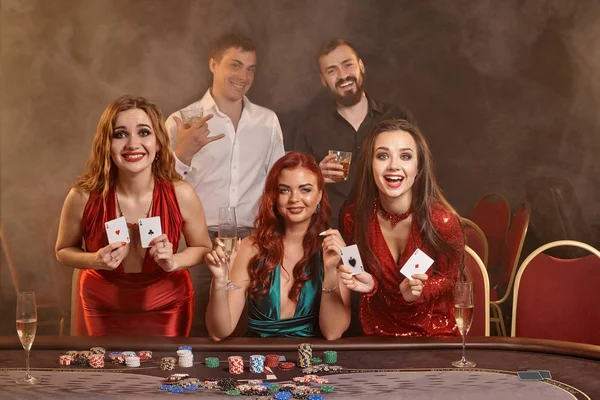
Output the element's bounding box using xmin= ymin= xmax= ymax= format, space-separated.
xmin=400 ymin=248 xmax=434 ymax=280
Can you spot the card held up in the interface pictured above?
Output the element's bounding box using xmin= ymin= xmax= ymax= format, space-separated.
xmin=340 ymin=244 xmax=365 ymax=276
xmin=399 ymin=248 xmax=434 ymax=280
xmin=105 ymin=216 xmax=130 ymax=244
xmin=138 ymin=216 xmax=162 ymax=248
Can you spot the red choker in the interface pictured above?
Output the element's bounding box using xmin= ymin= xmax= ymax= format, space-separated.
xmin=375 ymin=198 xmax=412 ymax=227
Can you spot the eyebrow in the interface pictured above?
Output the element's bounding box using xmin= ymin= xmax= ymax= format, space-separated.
xmin=325 ymin=58 xmax=354 ymax=70
xmin=114 ymin=123 xmax=152 ymax=130
xmin=278 ymin=183 xmax=314 ymax=188
xmin=375 ymin=146 xmax=414 ymax=152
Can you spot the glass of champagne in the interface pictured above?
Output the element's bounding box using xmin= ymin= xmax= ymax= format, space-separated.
xmin=218 ymin=206 xmax=240 ymax=290
xmin=452 ymin=281 xmax=476 ymax=368
xmin=15 ymin=291 xmax=39 ymax=384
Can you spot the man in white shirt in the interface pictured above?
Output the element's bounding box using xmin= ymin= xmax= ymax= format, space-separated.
xmin=166 ymin=32 xmax=284 ymax=234
xmin=165 ymin=33 xmax=284 ymax=335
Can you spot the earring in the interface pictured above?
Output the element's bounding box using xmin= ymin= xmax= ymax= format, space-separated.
xmin=314 ymin=203 xmax=321 ymax=214
xmin=154 ymin=153 xmax=160 ymax=162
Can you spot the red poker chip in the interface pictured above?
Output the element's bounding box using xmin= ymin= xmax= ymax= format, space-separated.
xmin=278 ymin=361 xmax=295 ymax=370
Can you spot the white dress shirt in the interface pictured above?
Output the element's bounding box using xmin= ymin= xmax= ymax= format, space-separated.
xmin=165 ymin=90 xmax=284 ymax=228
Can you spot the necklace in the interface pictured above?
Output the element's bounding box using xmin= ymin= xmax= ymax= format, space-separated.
xmin=375 ymin=197 xmax=412 ymax=228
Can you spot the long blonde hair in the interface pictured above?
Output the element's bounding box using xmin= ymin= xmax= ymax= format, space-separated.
xmin=73 ymin=95 xmax=180 ymax=197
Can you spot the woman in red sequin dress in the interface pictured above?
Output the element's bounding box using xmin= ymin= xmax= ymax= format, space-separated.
xmin=340 ymin=119 xmax=464 ymax=336
xmin=56 ymin=95 xmax=212 ymax=336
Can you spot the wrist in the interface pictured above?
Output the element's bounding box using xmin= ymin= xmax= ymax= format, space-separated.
xmin=175 ymin=148 xmax=193 ymax=166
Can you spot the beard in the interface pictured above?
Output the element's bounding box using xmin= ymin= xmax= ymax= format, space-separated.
xmin=329 ymin=75 xmax=365 ymax=107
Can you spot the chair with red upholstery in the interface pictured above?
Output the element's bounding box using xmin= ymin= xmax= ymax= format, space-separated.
xmin=464 ymin=246 xmax=490 ymax=337
xmin=490 ymin=201 xmax=530 ymax=336
xmin=462 ymin=218 xmax=489 ymax=268
xmin=511 ymin=240 xmax=600 ymax=345
xmin=470 ymin=193 xmax=511 ymax=275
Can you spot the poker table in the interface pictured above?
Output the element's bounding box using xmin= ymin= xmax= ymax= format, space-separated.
xmin=0 ymin=336 xmax=599 ymax=399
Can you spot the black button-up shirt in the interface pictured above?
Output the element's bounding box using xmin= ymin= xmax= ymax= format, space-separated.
xmin=294 ymin=94 xmax=413 ymax=228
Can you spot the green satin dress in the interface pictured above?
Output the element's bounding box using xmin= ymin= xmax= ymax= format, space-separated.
xmin=246 ymin=254 xmax=323 ymax=337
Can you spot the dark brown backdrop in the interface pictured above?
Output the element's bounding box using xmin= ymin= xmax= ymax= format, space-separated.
xmin=2 ymin=0 xmax=599 ymax=336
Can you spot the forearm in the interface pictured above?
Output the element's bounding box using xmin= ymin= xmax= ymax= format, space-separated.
xmin=205 ymin=278 xmax=235 ymax=341
xmin=56 ymin=247 xmax=101 ymax=270
xmin=172 ymin=246 xmax=211 ymax=271
xmin=319 ymin=273 xmax=350 ymax=340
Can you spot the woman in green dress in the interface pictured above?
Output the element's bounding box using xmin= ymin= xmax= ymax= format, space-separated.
xmin=206 ymin=152 xmax=352 ymax=340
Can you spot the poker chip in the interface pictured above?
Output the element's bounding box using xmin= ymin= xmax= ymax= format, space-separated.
xmin=297 ymin=343 xmax=312 ymax=368
xmin=137 ymin=350 xmax=152 ymax=361
xmin=278 ymin=361 xmax=295 ymax=371
xmin=66 ymin=350 xmax=78 ymax=357
xmin=225 ymin=389 xmax=241 ymax=396
xmin=168 ymin=386 xmax=184 ymax=393
xmin=125 ymin=355 xmax=140 ymax=367
xmin=315 ymin=377 xmax=329 ymax=384
xmin=249 ymin=354 xmax=265 ymax=374
xmin=268 ymin=385 xmax=281 ymax=391
xmin=121 ymin=351 xmax=137 ymax=358
xmin=265 ymin=354 xmax=280 ymax=368
xmin=310 ymin=357 xmax=322 ymax=363
xmin=160 ymin=356 xmax=176 ymax=371
xmin=274 ymin=391 xmax=293 ymax=400
xmin=320 ymin=385 xmax=335 ymax=392
xmin=308 ymin=396 xmax=324 ymax=400
xmin=204 ymin=356 xmax=220 ymax=368
xmin=323 ymin=350 xmax=337 ymax=364
xmin=178 ymin=345 xmax=193 ymax=352
xmin=59 ymin=355 xmax=73 ymax=366
xmin=248 ymin=379 xmax=263 ymax=386
xmin=228 ymin=356 xmax=244 ymax=375
xmin=90 ymin=347 xmax=106 ymax=356
xmin=293 ymin=376 xmax=308 ymax=383
xmin=88 ymin=354 xmax=105 ymax=369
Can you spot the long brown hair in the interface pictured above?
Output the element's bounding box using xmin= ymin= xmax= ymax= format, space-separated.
xmin=349 ymin=119 xmax=461 ymax=279
xmin=248 ymin=152 xmax=331 ymax=301
xmin=73 ymin=95 xmax=180 ymax=197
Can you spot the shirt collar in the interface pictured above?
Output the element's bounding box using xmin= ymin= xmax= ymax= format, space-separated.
xmin=200 ymin=89 xmax=253 ymax=115
xmin=331 ymin=92 xmax=383 ymax=117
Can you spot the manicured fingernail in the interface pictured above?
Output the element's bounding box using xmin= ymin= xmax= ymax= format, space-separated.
xmin=121 ymin=242 xmax=127 ymax=246
xmin=149 ymin=240 xmax=155 ymax=246
xmin=319 ymin=230 xmax=328 ymax=236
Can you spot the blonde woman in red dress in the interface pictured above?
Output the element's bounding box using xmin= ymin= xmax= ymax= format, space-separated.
xmin=56 ymin=95 xmax=212 ymax=336
xmin=340 ymin=119 xmax=464 ymax=337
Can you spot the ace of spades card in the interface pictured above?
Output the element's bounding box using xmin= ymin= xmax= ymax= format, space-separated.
xmin=104 ymin=216 xmax=130 ymax=244
xmin=138 ymin=216 xmax=162 ymax=248
xmin=340 ymin=244 xmax=365 ymax=275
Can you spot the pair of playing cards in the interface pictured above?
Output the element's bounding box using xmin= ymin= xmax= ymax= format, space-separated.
xmin=104 ymin=216 xmax=162 ymax=248
xmin=339 ymin=245 xmax=435 ymax=279
xmin=517 ymin=370 xmax=552 ymax=380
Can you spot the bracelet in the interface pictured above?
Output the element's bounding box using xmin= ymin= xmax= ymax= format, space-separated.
xmin=322 ymin=284 xmax=338 ymax=293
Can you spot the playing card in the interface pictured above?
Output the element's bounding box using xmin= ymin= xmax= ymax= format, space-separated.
xmin=528 ymin=370 xmax=552 ymax=379
xmin=399 ymin=248 xmax=434 ymax=280
xmin=517 ymin=371 xmax=544 ymax=381
xmin=340 ymin=244 xmax=365 ymax=276
xmin=104 ymin=216 xmax=130 ymax=244
xmin=138 ymin=216 xmax=162 ymax=248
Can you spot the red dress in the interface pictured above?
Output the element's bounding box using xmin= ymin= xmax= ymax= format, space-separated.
xmin=342 ymin=202 xmax=463 ymax=337
xmin=76 ymin=179 xmax=193 ymax=336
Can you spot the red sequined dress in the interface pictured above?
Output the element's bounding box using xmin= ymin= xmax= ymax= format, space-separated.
xmin=342 ymin=202 xmax=463 ymax=336
xmin=75 ymin=179 xmax=193 ymax=336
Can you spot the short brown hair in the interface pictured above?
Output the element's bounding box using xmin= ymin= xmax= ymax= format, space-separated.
xmin=209 ymin=33 xmax=256 ymax=62
xmin=316 ymin=38 xmax=359 ymax=63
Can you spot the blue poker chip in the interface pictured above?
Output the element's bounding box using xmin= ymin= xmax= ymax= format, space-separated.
xmin=183 ymin=384 xmax=199 ymax=391
xmin=308 ymin=396 xmax=323 ymax=400
xmin=274 ymin=391 xmax=293 ymax=400
xmin=158 ymin=384 xmax=172 ymax=391
xmin=168 ymin=386 xmax=184 ymax=393
xmin=178 ymin=345 xmax=192 ymax=351
xmin=259 ymin=382 xmax=272 ymax=387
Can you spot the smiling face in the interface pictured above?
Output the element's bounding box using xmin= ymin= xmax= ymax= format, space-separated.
xmin=110 ymin=108 xmax=158 ymax=175
xmin=275 ymin=167 xmax=323 ymax=226
xmin=210 ymin=47 xmax=256 ymax=103
xmin=318 ymin=45 xmax=365 ymax=107
xmin=372 ymin=130 xmax=419 ymax=203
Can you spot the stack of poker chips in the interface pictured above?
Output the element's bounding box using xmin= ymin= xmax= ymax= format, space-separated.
xmin=228 ymin=355 xmax=244 ymax=374
xmin=59 ymin=355 xmax=73 ymax=366
xmin=90 ymin=347 xmax=106 ymax=356
xmin=323 ymin=350 xmax=337 ymax=364
xmin=177 ymin=349 xmax=193 ymax=368
xmin=88 ymin=354 xmax=105 ymax=369
xmin=137 ymin=350 xmax=152 ymax=362
xmin=161 ymin=357 xmax=176 ymax=371
xmin=265 ymin=354 xmax=280 ymax=368
xmin=122 ymin=351 xmax=137 ymax=358
xmin=108 ymin=352 xmax=125 ymax=364
xmin=297 ymin=343 xmax=312 ymax=368
xmin=249 ymin=354 xmax=265 ymax=373
xmin=204 ymin=357 xmax=220 ymax=368
xmin=125 ymin=355 xmax=140 ymax=368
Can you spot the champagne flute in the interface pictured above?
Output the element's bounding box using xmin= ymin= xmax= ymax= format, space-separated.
xmin=218 ymin=206 xmax=240 ymax=290
xmin=452 ymin=281 xmax=476 ymax=368
xmin=15 ymin=291 xmax=39 ymax=384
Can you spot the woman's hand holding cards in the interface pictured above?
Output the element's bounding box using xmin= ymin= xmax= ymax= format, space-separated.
xmin=339 ymin=265 xmax=375 ymax=293
xmin=148 ymin=234 xmax=175 ymax=272
xmin=94 ymin=241 xmax=127 ymax=270
xmin=399 ymin=274 xmax=428 ymax=302
xmin=320 ymin=229 xmax=346 ymax=272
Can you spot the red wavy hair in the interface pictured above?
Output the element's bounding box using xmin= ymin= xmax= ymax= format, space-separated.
xmin=248 ymin=151 xmax=331 ymax=301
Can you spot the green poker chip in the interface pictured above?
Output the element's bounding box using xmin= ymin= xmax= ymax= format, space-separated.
xmin=320 ymin=385 xmax=335 ymax=392
xmin=204 ymin=357 xmax=220 ymax=368
xmin=310 ymin=357 xmax=323 ymax=363
xmin=225 ymin=389 xmax=241 ymax=396
xmin=267 ymin=385 xmax=281 ymax=391
xmin=323 ymin=350 xmax=337 ymax=363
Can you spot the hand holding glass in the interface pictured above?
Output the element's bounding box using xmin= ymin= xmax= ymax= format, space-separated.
xmin=328 ymin=150 xmax=352 ymax=181
xmin=16 ymin=291 xmax=39 ymax=384
xmin=452 ymin=281 xmax=476 ymax=368
xmin=218 ymin=207 xmax=240 ymax=290
xmin=180 ymin=104 xmax=204 ymax=128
